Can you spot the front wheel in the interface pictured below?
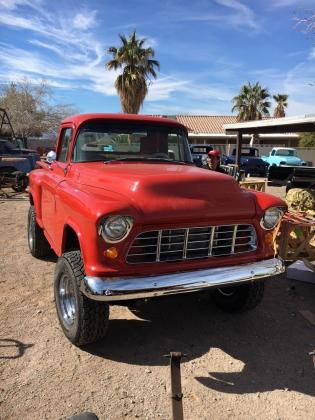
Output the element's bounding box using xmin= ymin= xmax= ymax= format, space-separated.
xmin=212 ymin=281 xmax=265 ymax=312
xmin=54 ymin=250 xmax=109 ymax=346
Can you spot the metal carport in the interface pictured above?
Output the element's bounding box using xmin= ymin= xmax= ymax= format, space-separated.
xmin=224 ymin=114 xmax=315 ymax=169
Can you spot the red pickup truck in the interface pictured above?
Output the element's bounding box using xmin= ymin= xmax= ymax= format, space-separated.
xmin=28 ymin=114 xmax=286 ymax=346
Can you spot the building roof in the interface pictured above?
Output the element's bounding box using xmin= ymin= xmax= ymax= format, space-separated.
xmin=175 ymin=115 xmax=237 ymax=134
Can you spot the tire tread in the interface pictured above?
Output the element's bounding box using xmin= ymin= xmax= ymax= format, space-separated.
xmin=213 ymin=281 xmax=265 ymax=313
xmin=56 ymin=250 xmax=109 ymax=346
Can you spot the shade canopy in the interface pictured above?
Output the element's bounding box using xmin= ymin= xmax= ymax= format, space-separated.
xmin=224 ymin=114 xmax=315 ymax=135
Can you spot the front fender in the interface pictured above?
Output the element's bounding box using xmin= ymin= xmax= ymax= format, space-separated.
xmin=247 ymin=190 xmax=287 ymax=218
xmin=53 ymin=183 xmax=140 ymax=273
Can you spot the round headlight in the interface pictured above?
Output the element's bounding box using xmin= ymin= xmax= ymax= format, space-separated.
xmin=99 ymin=215 xmax=133 ymax=243
xmin=261 ymin=207 xmax=283 ymax=230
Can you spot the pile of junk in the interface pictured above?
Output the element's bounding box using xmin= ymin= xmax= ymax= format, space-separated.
xmin=277 ymin=187 xmax=315 ymax=276
xmin=0 ymin=108 xmax=40 ymax=197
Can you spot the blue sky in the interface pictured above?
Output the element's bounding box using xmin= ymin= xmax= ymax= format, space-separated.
xmin=0 ymin=0 xmax=314 ymax=116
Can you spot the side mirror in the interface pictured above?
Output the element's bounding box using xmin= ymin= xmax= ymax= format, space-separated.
xmin=46 ymin=150 xmax=56 ymax=164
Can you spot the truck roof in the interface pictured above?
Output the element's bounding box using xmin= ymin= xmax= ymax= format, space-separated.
xmin=61 ymin=113 xmax=187 ymax=131
xmin=272 ymin=147 xmax=296 ymax=151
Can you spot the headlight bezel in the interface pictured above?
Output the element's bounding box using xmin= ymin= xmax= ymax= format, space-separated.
xmin=260 ymin=206 xmax=284 ymax=230
xmin=98 ymin=215 xmax=133 ymax=243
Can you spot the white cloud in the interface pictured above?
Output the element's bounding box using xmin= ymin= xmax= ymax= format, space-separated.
xmin=269 ymin=0 xmax=315 ymax=7
xmin=171 ymin=0 xmax=260 ymax=31
xmin=0 ymin=0 xmax=37 ymax=10
xmin=146 ymin=77 xmax=189 ymax=101
xmin=253 ymin=59 xmax=315 ymax=116
xmin=214 ymin=0 xmax=258 ymax=30
xmin=0 ymin=42 xmax=117 ymax=96
xmin=72 ymin=11 xmax=97 ymax=31
xmin=0 ymin=5 xmax=103 ymax=63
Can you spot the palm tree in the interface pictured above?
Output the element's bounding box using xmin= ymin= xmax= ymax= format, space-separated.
xmin=273 ymin=94 xmax=288 ymax=118
xmin=232 ymin=82 xmax=271 ymax=122
xmin=106 ymin=31 xmax=160 ymax=113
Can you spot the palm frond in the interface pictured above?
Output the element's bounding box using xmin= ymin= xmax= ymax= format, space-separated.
xmin=105 ymin=30 xmax=160 ymax=113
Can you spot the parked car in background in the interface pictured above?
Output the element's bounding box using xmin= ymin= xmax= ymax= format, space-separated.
xmin=0 ymin=137 xmax=40 ymax=192
xmin=0 ymin=138 xmax=40 ymax=172
xmin=262 ymin=147 xmax=307 ymax=167
xmin=222 ymin=147 xmax=269 ymax=177
xmin=28 ymin=113 xmax=285 ymax=347
xmin=189 ymin=144 xmax=213 ymax=167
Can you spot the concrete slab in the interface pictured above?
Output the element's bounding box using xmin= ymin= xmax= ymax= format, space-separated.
xmin=287 ymin=260 xmax=315 ymax=284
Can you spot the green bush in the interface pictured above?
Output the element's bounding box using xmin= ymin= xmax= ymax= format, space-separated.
xmin=299 ymin=132 xmax=315 ymax=147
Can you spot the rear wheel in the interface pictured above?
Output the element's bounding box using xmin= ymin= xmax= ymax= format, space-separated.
xmin=212 ymin=281 xmax=265 ymax=312
xmin=27 ymin=205 xmax=51 ymax=258
xmin=11 ymin=171 xmax=28 ymax=192
xmin=54 ymin=250 xmax=109 ymax=346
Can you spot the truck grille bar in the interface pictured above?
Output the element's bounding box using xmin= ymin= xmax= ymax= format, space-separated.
xmin=126 ymin=224 xmax=257 ymax=264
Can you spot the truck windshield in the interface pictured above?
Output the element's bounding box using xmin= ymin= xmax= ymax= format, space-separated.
xmin=275 ymin=149 xmax=296 ymax=157
xmin=72 ymin=122 xmax=192 ymax=163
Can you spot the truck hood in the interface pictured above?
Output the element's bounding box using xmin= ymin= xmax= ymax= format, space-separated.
xmin=275 ymin=156 xmax=302 ymax=165
xmin=262 ymin=155 xmax=302 ymax=165
xmin=72 ymin=162 xmax=256 ymax=223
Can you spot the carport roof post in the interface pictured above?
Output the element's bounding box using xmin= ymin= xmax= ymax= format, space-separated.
xmin=223 ymin=114 xmax=315 ymax=168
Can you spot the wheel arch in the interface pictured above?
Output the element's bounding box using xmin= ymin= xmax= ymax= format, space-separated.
xmin=62 ymin=223 xmax=82 ymax=253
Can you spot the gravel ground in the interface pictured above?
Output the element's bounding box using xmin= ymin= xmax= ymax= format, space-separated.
xmin=1 ymin=188 xmax=315 ymax=420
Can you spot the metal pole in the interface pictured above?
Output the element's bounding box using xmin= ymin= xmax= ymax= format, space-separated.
xmin=236 ymin=131 xmax=242 ymax=170
xmin=165 ymin=352 xmax=185 ymax=420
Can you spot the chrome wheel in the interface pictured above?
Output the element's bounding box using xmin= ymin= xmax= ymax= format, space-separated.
xmin=28 ymin=222 xmax=33 ymax=249
xmin=58 ymin=274 xmax=76 ymax=327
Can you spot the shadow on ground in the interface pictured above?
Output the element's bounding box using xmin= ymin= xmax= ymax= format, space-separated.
xmin=84 ymin=277 xmax=315 ymax=397
xmin=0 ymin=338 xmax=33 ymax=359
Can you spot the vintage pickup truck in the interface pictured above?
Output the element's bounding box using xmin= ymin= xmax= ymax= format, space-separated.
xmin=262 ymin=147 xmax=307 ymax=167
xmin=28 ymin=114 xmax=286 ymax=346
xmin=222 ymin=147 xmax=269 ymax=177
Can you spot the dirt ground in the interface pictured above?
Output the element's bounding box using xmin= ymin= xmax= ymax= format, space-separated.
xmin=1 ymin=187 xmax=315 ymax=420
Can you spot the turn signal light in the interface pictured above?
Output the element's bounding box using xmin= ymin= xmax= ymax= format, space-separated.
xmin=105 ymin=247 xmax=118 ymax=259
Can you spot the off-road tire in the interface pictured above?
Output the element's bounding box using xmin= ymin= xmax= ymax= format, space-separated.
xmin=54 ymin=250 xmax=109 ymax=346
xmin=27 ymin=205 xmax=51 ymax=258
xmin=212 ymin=280 xmax=265 ymax=312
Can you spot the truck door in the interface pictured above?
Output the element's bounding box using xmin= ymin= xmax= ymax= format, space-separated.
xmin=41 ymin=127 xmax=72 ymax=246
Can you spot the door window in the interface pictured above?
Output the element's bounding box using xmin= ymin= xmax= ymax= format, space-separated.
xmin=57 ymin=128 xmax=72 ymax=162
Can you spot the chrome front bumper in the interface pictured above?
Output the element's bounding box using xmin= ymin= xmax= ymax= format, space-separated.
xmin=81 ymin=257 xmax=285 ymax=302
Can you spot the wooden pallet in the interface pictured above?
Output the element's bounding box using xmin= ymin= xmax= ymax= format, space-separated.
xmin=277 ymin=212 xmax=315 ymax=262
xmin=239 ymin=179 xmax=266 ymax=192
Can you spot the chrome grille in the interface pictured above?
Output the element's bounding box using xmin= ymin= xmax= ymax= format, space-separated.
xmin=126 ymin=224 xmax=257 ymax=264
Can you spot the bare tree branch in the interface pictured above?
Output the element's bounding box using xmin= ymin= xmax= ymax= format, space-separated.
xmin=0 ymin=78 xmax=77 ymax=138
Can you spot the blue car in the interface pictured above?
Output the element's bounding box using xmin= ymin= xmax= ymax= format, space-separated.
xmin=189 ymin=144 xmax=213 ymax=167
xmin=222 ymin=147 xmax=269 ymax=177
xmin=262 ymin=147 xmax=307 ymax=167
